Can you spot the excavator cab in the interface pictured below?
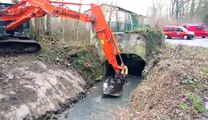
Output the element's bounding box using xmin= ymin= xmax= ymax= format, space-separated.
xmin=0 ymin=3 xmax=40 ymax=54
xmin=1 ymin=20 xmax=29 ymax=38
xmin=0 ymin=3 xmax=30 ymax=38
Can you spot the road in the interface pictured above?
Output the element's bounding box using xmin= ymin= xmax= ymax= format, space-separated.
xmin=165 ymin=37 xmax=208 ymax=48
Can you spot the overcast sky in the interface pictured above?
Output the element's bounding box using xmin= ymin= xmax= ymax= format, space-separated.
xmin=0 ymin=0 xmax=152 ymax=16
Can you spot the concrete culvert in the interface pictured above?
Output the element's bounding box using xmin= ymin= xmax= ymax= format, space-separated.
xmin=105 ymin=53 xmax=146 ymax=76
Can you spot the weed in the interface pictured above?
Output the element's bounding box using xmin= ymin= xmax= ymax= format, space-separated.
xmin=187 ymin=92 xmax=208 ymax=113
xmin=200 ymin=68 xmax=208 ymax=77
xmin=181 ymin=76 xmax=196 ymax=85
xmin=69 ymin=48 xmax=104 ymax=81
xmin=178 ymin=103 xmax=189 ymax=110
xmin=37 ymin=48 xmax=67 ymax=62
xmin=193 ymin=82 xmax=208 ymax=90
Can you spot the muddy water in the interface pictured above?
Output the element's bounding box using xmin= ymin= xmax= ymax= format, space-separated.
xmin=65 ymin=75 xmax=142 ymax=120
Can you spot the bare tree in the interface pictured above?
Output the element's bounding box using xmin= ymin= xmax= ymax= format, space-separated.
xmin=11 ymin=0 xmax=18 ymax=3
xmin=75 ymin=0 xmax=82 ymax=41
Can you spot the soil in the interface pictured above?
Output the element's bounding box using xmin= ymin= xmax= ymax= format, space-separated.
xmin=0 ymin=55 xmax=86 ymax=119
xmin=112 ymin=45 xmax=208 ymax=120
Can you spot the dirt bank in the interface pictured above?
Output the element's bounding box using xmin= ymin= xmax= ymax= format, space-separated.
xmin=0 ymin=31 xmax=104 ymax=119
xmin=0 ymin=55 xmax=87 ymax=119
xmin=112 ymin=45 xmax=208 ymax=120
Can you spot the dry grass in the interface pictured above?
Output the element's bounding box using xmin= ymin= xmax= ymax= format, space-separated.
xmin=112 ymin=45 xmax=208 ymax=120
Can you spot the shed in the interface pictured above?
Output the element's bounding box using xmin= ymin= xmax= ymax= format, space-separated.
xmin=85 ymin=4 xmax=149 ymax=32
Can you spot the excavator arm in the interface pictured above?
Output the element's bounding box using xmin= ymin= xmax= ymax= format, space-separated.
xmin=0 ymin=0 xmax=128 ymax=96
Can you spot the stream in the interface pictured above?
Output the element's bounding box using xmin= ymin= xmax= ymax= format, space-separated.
xmin=64 ymin=75 xmax=142 ymax=120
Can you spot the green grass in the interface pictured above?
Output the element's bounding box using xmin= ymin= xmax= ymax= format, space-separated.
xmin=178 ymin=103 xmax=189 ymax=110
xmin=187 ymin=92 xmax=208 ymax=113
xmin=193 ymin=82 xmax=208 ymax=90
xmin=200 ymin=68 xmax=208 ymax=77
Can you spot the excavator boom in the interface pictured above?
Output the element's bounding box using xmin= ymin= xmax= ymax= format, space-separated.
xmin=0 ymin=0 xmax=128 ymax=96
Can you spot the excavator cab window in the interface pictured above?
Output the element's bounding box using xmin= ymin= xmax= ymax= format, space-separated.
xmin=0 ymin=3 xmax=30 ymax=38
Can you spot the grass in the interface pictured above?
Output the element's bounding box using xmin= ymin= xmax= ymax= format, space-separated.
xmin=200 ymin=68 xmax=208 ymax=77
xmin=193 ymin=82 xmax=208 ymax=90
xmin=178 ymin=103 xmax=189 ymax=110
xmin=187 ymin=92 xmax=208 ymax=114
xmin=111 ymin=45 xmax=208 ymax=119
xmin=36 ymin=48 xmax=67 ymax=62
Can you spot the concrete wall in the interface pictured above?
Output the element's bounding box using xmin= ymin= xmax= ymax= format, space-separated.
xmin=114 ymin=32 xmax=146 ymax=59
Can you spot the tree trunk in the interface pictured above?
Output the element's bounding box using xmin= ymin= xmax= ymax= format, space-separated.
xmin=34 ymin=18 xmax=45 ymax=40
xmin=46 ymin=14 xmax=51 ymax=32
xmin=11 ymin=0 xmax=18 ymax=3
xmin=190 ymin=0 xmax=195 ymax=21
xmin=75 ymin=0 xmax=82 ymax=41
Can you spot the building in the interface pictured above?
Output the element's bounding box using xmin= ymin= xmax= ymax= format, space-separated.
xmin=85 ymin=4 xmax=149 ymax=32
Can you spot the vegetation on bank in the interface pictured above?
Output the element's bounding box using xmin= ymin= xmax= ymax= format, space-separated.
xmin=33 ymin=32 xmax=104 ymax=85
xmin=112 ymin=45 xmax=208 ymax=120
xmin=131 ymin=28 xmax=165 ymax=58
xmin=111 ymin=28 xmax=208 ymax=119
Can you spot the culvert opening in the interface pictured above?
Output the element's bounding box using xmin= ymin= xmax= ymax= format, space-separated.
xmin=105 ymin=53 xmax=146 ymax=76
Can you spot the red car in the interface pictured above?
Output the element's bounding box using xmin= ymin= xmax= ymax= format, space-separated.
xmin=183 ymin=24 xmax=208 ymax=38
xmin=163 ymin=25 xmax=195 ymax=39
xmin=163 ymin=25 xmax=195 ymax=40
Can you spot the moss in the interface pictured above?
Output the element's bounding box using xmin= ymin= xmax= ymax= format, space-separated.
xmin=131 ymin=28 xmax=165 ymax=57
xmin=68 ymin=46 xmax=104 ymax=82
xmin=131 ymin=44 xmax=146 ymax=59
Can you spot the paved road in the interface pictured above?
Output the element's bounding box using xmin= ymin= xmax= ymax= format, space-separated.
xmin=165 ymin=37 xmax=208 ymax=48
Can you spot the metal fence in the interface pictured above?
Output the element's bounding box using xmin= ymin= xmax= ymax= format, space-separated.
xmin=108 ymin=21 xmax=150 ymax=32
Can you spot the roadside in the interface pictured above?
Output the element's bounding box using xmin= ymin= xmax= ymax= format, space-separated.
xmin=165 ymin=37 xmax=208 ymax=48
xmin=112 ymin=44 xmax=208 ymax=119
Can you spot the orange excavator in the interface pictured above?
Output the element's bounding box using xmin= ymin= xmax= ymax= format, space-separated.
xmin=0 ymin=0 xmax=128 ymax=96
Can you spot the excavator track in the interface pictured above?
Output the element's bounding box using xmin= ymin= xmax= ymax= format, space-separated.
xmin=0 ymin=37 xmax=41 ymax=54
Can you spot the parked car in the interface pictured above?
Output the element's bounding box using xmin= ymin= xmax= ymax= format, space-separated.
xmin=183 ymin=24 xmax=208 ymax=38
xmin=163 ymin=25 xmax=195 ymax=40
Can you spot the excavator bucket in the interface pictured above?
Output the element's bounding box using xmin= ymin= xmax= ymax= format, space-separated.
xmin=103 ymin=74 xmax=125 ymax=97
xmin=103 ymin=53 xmax=147 ymax=96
